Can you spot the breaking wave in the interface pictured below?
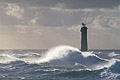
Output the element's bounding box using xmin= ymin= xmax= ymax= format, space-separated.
xmin=0 ymin=45 xmax=120 ymax=80
xmin=0 ymin=45 xmax=118 ymax=70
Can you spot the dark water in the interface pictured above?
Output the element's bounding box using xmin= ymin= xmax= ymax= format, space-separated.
xmin=0 ymin=45 xmax=120 ymax=80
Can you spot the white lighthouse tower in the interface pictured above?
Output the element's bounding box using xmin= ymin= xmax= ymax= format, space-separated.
xmin=80 ymin=23 xmax=88 ymax=51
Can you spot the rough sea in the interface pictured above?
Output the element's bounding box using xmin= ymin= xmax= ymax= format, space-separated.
xmin=0 ymin=45 xmax=120 ymax=80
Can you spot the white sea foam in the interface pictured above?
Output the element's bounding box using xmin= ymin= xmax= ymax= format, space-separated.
xmin=0 ymin=45 xmax=117 ymax=70
xmin=108 ymin=52 xmax=120 ymax=57
xmin=35 ymin=45 xmax=116 ymax=70
xmin=0 ymin=52 xmax=18 ymax=64
xmin=37 ymin=45 xmax=81 ymax=63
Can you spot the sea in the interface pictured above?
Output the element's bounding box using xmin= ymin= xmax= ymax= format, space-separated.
xmin=0 ymin=45 xmax=120 ymax=80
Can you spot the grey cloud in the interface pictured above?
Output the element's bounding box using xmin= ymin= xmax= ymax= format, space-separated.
xmin=62 ymin=0 xmax=120 ymax=9
xmin=1 ymin=0 xmax=120 ymax=28
xmin=35 ymin=8 xmax=84 ymax=27
xmin=0 ymin=12 xmax=24 ymax=26
xmin=1 ymin=0 xmax=120 ymax=9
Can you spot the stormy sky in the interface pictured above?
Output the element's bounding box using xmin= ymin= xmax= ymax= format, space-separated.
xmin=0 ymin=0 xmax=120 ymax=49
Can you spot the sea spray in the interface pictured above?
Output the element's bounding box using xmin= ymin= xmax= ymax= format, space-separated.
xmin=0 ymin=45 xmax=116 ymax=70
xmin=36 ymin=45 xmax=116 ymax=70
xmin=37 ymin=45 xmax=81 ymax=63
xmin=0 ymin=47 xmax=120 ymax=80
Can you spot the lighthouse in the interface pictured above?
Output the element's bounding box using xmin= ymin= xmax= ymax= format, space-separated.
xmin=80 ymin=23 xmax=88 ymax=51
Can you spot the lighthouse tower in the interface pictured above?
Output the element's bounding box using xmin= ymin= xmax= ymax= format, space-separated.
xmin=80 ymin=23 xmax=88 ymax=51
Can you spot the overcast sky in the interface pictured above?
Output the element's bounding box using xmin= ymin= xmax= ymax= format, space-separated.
xmin=0 ymin=0 xmax=120 ymax=49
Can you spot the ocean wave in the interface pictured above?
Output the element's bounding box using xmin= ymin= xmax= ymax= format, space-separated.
xmin=0 ymin=46 xmax=120 ymax=80
xmin=0 ymin=45 xmax=118 ymax=71
xmin=35 ymin=45 xmax=116 ymax=70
